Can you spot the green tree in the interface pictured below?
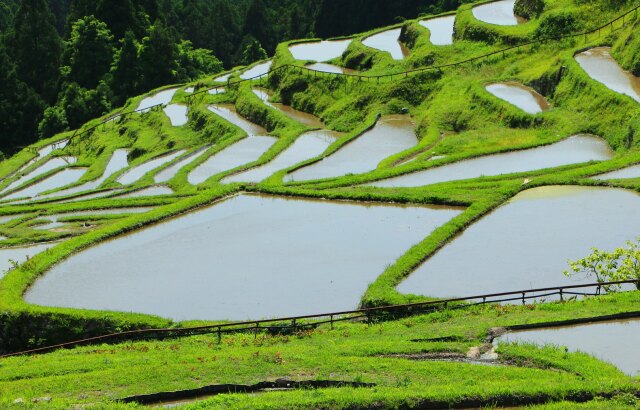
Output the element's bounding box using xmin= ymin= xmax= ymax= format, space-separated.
xmin=239 ymin=35 xmax=267 ymax=66
xmin=176 ymin=40 xmax=223 ymax=81
xmin=38 ymin=105 xmax=69 ymax=138
xmin=138 ymin=20 xmax=178 ymax=91
xmin=565 ymin=239 xmax=640 ymax=290
xmin=0 ymin=41 xmax=45 ymax=153
xmin=110 ymin=30 xmax=141 ymax=105
xmin=10 ymin=0 xmax=63 ymax=103
xmin=59 ymin=81 xmax=110 ymax=129
xmin=63 ymin=16 xmax=114 ymax=89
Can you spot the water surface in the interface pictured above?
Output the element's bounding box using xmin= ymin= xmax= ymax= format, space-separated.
xmin=214 ymin=73 xmax=233 ymax=82
xmin=593 ymin=164 xmax=640 ymax=180
xmin=136 ymin=88 xmax=178 ymax=112
xmin=486 ymin=82 xmax=549 ymax=114
xmin=419 ymin=15 xmax=456 ymax=45
xmin=118 ymin=186 xmax=174 ymax=198
xmin=208 ymin=88 xmax=226 ymax=95
xmin=362 ymin=28 xmax=409 ymax=60
xmin=398 ymin=186 xmax=640 ymax=298
xmin=208 ymin=105 xmax=266 ymax=136
xmin=575 ymin=47 xmax=640 ymax=103
xmin=4 ymin=169 xmax=87 ymax=200
xmin=306 ymin=63 xmax=356 ymax=75
xmin=187 ymin=137 xmax=277 ymax=185
xmin=1 ymin=157 xmax=77 ymax=194
xmin=472 ymin=0 xmax=525 ymax=26
xmin=154 ymin=146 xmax=211 ymax=183
xmin=222 ymin=130 xmax=339 ymax=183
xmin=163 ymin=104 xmax=189 ymax=126
xmin=1 ymin=243 xmax=54 ymax=278
xmin=286 ymin=115 xmax=417 ymax=181
xmin=368 ymin=135 xmax=612 ymax=188
xmin=288 ymin=39 xmax=352 ymax=61
xmin=240 ymin=61 xmax=272 ymax=80
xmin=117 ymin=151 xmax=185 ymax=185
xmin=253 ymin=89 xmax=323 ymax=128
xmin=26 ymin=194 xmax=461 ymax=320
xmin=495 ymin=319 xmax=640 ymax=376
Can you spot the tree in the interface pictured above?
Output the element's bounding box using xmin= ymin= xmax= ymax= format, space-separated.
xmin=38 ymin=105 xmax=69 ymax=138
xmin=110 ymin=30 xmax=141 ymax=104
xmin=176 ymin=40 xmax=223 ymax=81
xmin=565 ymin=238 xmax=640 ymax=290
xmin=0 ymin=41 xmax=45 ymax=153
xmin=239 ymin=35 xmax=267 ymax=66
xmin=58 ymin=81 xmax=110 ymax=129
xmin=10 ymin=0 xmax=62 ymax=103
xmin=138 ymin=20 xmax=178 ymax=91
xmin=63 ymin=16 xmax=114 ymax=89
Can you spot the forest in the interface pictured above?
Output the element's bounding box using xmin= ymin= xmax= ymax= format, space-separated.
xmin=0 ymin=0 xmax=459 ymax=157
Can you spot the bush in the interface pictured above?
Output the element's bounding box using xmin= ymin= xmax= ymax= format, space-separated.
xmin=534 ymin=11 xmax=577 ymax=39
xmin=38 ymin=105 xmax=68 ymax=138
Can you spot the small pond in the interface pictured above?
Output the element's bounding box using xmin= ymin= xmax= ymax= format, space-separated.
xmin=136 ymin=88 xmax=178 ymax=112
xmin=367 ymin=135 xmax=612 ymax=188
xmin=486 ymin=82 xmax=550 ymax=114
xmin=187 ymin=137 xmax=277 ymax=185
xmin=154 ymin=146 xmax=211 ymax=183
xmin=26 ymin=194 xmax=462 ymax=320
xmin=306 ymin=63 xmax=356 ymax=75
xmin=286 ymin=115 xmax=417 ymax=182
xmin=472 ymin=0 xmax=525 ymax=26
xmin=362 ymin=28 xmax=409 ymax=60
xmin=253 ymin=89 xmax=323 ymax=128
xmin=208 ymin=105 xmax=266 ymax=136
xmin=575 ymin=47 xmax=640 ymax=103
xmin=593 ymin=164 xmax=640 ymax=180
xmin=288 ymin=39 xmax=352 ymax=62
xmin=117 ymin=151 xmax=186 ymax=186
xmin=240 ymin=61 xmax=272 ymax=80
xmin=222 ymin=130 xmax=339 ymax=183
xmin=398 ymin=186 xmax=640 ymax=298
xmin=163 ymin=104 xmax=189 ymax=126
xmin=419 ymin=15 xmax=456 ymax=46
xmin=495 ymin=318 xmax=640 ymax=376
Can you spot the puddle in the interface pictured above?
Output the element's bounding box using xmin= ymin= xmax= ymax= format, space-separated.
xmin=472 ymin=0 xmax=525 ymax=26
xmin=137 ymin=88 xmax=178 ymax=112
xmin=398 ymin=186 xmax=640 ymax=298
xmin=240 ymin=61 xmax=272 ymax=80
xmin=117 ymin=151 xmax=186 ymax=185
xmin=50 ymin=189 xmax=122 ymax=204
xmin=0 ymin=243 xmax=55 ymax=278
xmin=208 ymin=88 xmax=226 ymax=95
xmin=208 ymin=105 xmax=267 ymax=136
xmin=4 ymin=168 xmax=87 ymax=200
xmin=419 ymin=15 xmax=456 ymax=45
xmin=154 ymin=147 xmax=211 ymax=183
xmin=25 ymin=194 xmax=461 ymax=320
xmin=495 ymin=318 xmax=640 ymax=376
xmin=184 ymin=87 xmax=194 ymax=93
xmin=288 ymin=39 xmax=352 ymax=61
xmin=362 ymin=28 xmax=409 ymax=60
xmin=593 ymin=164 xmax=640 ymax=180
xmin=286 ymin=115 xmax=417 ymax=182
xmin=575 ymin=47 xmax=640 ymax=103
xmin=252 ymin=89 xmax=323 ymax=128
xmin=187 ymin=137 xmax=277 ymax=185
xmin=486 ymin=82 xmax=549 ymax=114
xmin=368 ymin=135 xmax=612 ymax=188
xmin=33 ymin=149 xmax=129 ymax=200
xmin=1 ymin=157 xmax=78 ymax=195
xmin=117 ymin=186 xmax=174 ymax=198
xmin=306 ymin=63 xmax=356 ymax=75
xmin=214 ymin=73 xmax=233 ymax=82
xmin=163 ymin=104 xmax=189 ymax=126
xmin=222 ymin=130 xmax=339 ymax=183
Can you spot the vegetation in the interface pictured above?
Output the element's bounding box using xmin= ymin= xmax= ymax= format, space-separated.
xmin=0 ymin=0 xmax=640 ymax=407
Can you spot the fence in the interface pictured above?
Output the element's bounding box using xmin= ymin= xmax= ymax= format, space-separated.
xmin=1 ymin=279 xmax=637 ymax=359
xmin=186 ymin=2 xmax=640 ymax=101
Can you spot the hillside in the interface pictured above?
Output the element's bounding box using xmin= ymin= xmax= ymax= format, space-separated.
xmin=0 ymin=0 xmax=639 ymax=407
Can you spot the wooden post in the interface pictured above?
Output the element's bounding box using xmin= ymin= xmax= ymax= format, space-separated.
xmin=217 ymin=326 xmax=222 ymax=344
xmin=330 ymin=315 xmax=334 ymax=330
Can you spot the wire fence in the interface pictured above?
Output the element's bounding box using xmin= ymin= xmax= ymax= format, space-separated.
xmin=1 ymin=279 xmax=637 ymax=359
xmin=186 ymin=2 xmax=640 ymax=101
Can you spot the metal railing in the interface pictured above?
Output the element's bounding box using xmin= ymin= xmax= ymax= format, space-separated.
xmin=1 ymin=279 xmax=636 ymax=359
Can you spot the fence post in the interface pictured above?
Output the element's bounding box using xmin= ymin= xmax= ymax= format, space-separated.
xmin=254 ymin=322 xmax=259 ymax=339
xmin=291 ymin=319 xmax=296 ymax=333
xmin=522 ymin=292 xmax=526 ymax=305
xmin=217 ymin=326 xmax=222 ymax=344
xmin=559 ymin=288 xmax=563 ymax=301
xmin=330 ymin=314 xmax=334 ymax=330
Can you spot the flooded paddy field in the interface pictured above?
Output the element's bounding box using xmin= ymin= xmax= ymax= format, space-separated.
xmin=398 ymin=186 xmax=640 ymax=298
xmin=25 ymin=194 xmax=462 ymax=320
xmin=368 ymin=135 xmax=612 ymax=188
